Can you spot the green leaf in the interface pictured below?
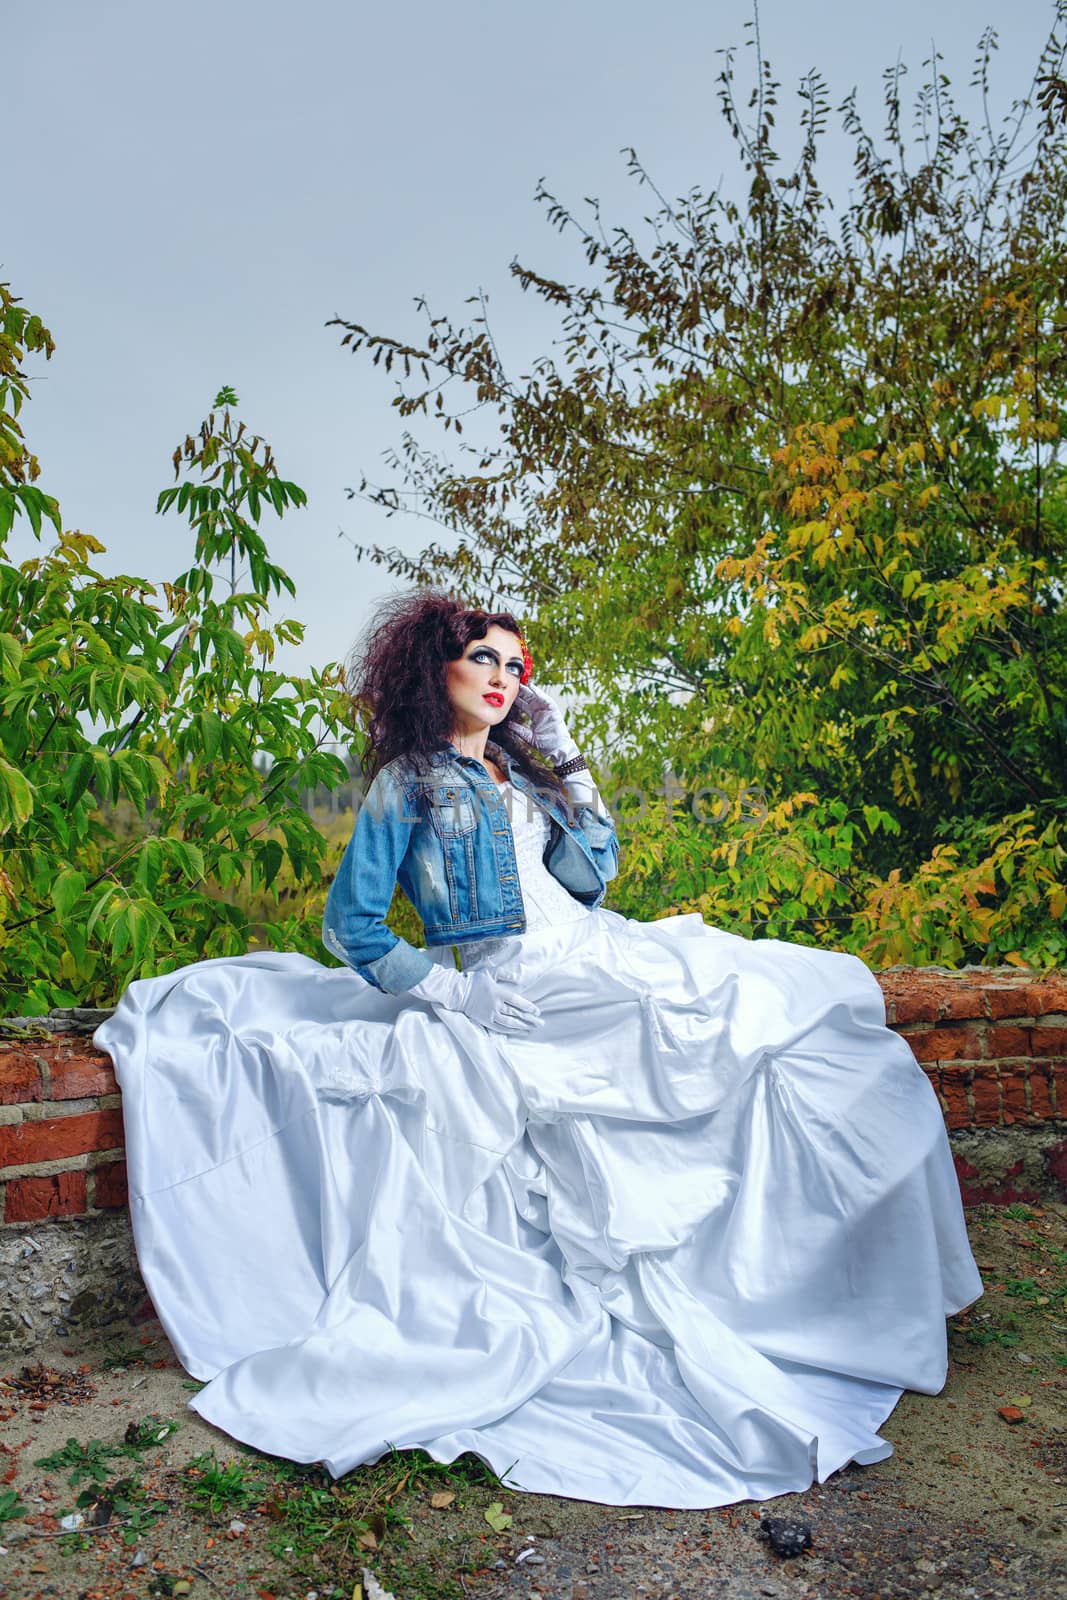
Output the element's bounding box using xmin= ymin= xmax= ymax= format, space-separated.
xmin=0 ymin=633 xmax=23 ymax=680
xmin=215 ymin=851 xmax=240 ymax=891
xmin=127 ymin=902 xmax=153 ymax=966
xmin=115 ymin=753 xmax=146 ymax=813
xmin=0 ymin=757 xmax=34 ymax=831
xmin=174 ymin=839 xmax=205 ymax=883
xmin=0 ymin=489 xmax=16 ymax=542
xmin=483 ymin=1502 xmax=512 ymax=1532
xmin=85 ymin=885 xmax=118 ymax=942
xmin=110 ymin=905 xmax=130 ymax=957
xmin=64 ymin=752 xmax=96 ymax=807
xmin=200 ymin=711 xmax=224 ymax=763
xmin=90 ymin=747 xmax=120 ymax=806
xmin=259 ymin=837 xmax=284 ymax=889
xmin=51 ymin=868 xmax=87 ymax=923
xmin=135 ymin=837 xmax=163 ymax=896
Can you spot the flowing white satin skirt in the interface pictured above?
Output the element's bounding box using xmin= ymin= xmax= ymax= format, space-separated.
xmin=93 ymin=907 xmax=983 ymax=1508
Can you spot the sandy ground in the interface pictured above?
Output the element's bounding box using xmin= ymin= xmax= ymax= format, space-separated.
xmin=0 ymin=1199 xmax=1062 ymax=1600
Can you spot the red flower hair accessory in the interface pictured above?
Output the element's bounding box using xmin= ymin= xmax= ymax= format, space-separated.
xmin=514 ymin=628 xmax=533 ymax=684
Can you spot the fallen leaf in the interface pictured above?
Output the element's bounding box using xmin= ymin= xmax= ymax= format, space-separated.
xmin=430 ymin=1491 xmax=455 ymax=1509
xmin=356 ymin=1529 xmax=378 ymax=1551
xmin=484 ymin=1501 xmax=512 ymax=1532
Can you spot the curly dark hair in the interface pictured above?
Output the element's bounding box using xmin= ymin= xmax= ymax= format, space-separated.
xmin=347 ymin=588 xmax=569 ymax=802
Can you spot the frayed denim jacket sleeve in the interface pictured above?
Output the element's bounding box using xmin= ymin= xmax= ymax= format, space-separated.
xmin=574 ymin=799 xmax=619 ymax=885
xmin=321 ymin=765 xmax=435 ymax=995
xmin=562 ymin=784 xmax=619 ymax=889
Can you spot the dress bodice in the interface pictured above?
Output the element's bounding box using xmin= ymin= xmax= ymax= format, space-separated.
xmin=457 ymin=779 xmax=592 ymax=968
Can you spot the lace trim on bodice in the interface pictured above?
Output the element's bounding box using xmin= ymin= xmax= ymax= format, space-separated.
xmin=456 ymin=779 xmax=591 ymax=968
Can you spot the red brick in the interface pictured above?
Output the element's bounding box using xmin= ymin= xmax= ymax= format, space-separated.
xmin=934 ymin=972 xmax=991 ymax=1024
xmin=984 ymin=982 xmax=1032 ymax=1019
xmin=882 ymin=975 xmax=986 ymax=1023
xmin=0 ymin=1109 xmax=124 ymax=1169
xmin=0 ymin=1052 xmax=43 ymax=1105
xmin=985 ymin=1025 xmax=1032 ymax=1059
xmin=49 ymin=1053 xmax=117 ymax=1099
xmin=92 ymin=1160 xmax=128 ymax=1209
xmin=1050 ymin=1059 xmax=1066 ymax=1116
xmin=898 ymin=1023 xmax=982 ymax=1064
xmin=933 ymin=987 xmax=987 ymax=1021
xmin=0 ymin=1039 xmax=116 ymax=1106
xmin=4 ymin=1169 xmax=87 ymax=1222
xmin=1028 ymin=1025 xmax=1067 ymax=1058
xmin=878 ymin=980 xmax=939 ymax=1026
xmin=970 ymin=1067 xmax=1002 ymax=1126
xmin=1024 ymin=972 xmax=1067 ymax=1015
xmin=1028 ymin=1062 xmax=1056 ymax=1119
xmin=938 ymin=1063 xmax=974 ymax=1129
xmin=1000 ymin=1066 xmax=1029 ymax=1124
xmin=923 ymin=1068 xmax=952 ymax=1122
xmin=896 ymin=1028 xmax=937 ymax=1063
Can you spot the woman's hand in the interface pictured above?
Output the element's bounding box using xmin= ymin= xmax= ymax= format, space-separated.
xmin=510 ymin=683 xmax=579 ymax=768
xmin=510 ymin=682 xmax=607 ymax=815
xmin=461 ymin=970 xmax=544 ymax=1035
xmin=408 ymin=961 xmax=543 ymax=1035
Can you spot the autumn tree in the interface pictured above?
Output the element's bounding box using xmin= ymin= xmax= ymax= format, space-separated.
xmin=330 ymin=7 xmax=1067 ymax=969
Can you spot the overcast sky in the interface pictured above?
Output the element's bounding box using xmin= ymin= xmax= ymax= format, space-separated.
xmin=6 ymin=0 xmax=1056 ymax=685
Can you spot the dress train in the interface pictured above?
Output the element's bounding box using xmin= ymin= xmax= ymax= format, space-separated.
xmin=93 ymin=898 xmax=982 ymax=1508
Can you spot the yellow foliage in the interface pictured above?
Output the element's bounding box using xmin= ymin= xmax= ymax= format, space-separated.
xmin=56 ymin=530 xmax=108 ymax=566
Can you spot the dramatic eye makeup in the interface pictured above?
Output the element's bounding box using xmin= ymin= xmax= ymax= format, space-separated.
xmin=469 ymin=646 xmax=523 ymax=676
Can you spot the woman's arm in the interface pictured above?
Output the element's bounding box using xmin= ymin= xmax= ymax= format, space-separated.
xmin=322 ymin=765 xmax=436 ymax=994
xmin=514 ymin=685 xmax=620 ymax=884
xmin=553 ymin=763 xmax=619 ymax=884
xmin=566 ymin=789 xmax=620 ymax=884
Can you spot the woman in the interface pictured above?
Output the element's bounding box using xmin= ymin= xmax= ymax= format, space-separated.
xmin=94 ymin=590 xmax=983 ymax=1510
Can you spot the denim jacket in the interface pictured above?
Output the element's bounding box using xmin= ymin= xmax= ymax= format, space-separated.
xmin=322 ymin=739 xmax=619 ymax=993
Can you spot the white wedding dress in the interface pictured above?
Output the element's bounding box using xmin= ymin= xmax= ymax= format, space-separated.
xmin=93 ymin=778 xmax=983 ymax=1508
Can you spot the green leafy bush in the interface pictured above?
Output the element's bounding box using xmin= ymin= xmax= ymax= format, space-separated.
xmin=0 ymin=284 xmax=358 ymax=1013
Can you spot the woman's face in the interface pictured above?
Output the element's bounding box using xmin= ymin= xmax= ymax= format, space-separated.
xmin=444 ymin=624 xmax=525 ymax=734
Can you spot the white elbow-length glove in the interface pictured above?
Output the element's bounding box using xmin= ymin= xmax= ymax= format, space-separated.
xmin=408 ymin=961 xmax=544 ymax=1036
xmin=511 ymin=682 xmax=607 ymax=814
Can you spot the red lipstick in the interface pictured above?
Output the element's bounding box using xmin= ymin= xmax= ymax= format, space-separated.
xmin=483 ymin=693 xmax=504 ymax=707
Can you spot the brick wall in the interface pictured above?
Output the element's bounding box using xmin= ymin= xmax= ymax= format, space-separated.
xmin=0 ymin=1037 xmax=127 ymax=1224
xmin=0 ymin=963 xmax=1065 ymax=1227
xmin=875 ymin=964 xmax=1067 ymax=1204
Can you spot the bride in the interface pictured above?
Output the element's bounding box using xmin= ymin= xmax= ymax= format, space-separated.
xmin=94 ymin=588 xmax=983 ymax=1510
